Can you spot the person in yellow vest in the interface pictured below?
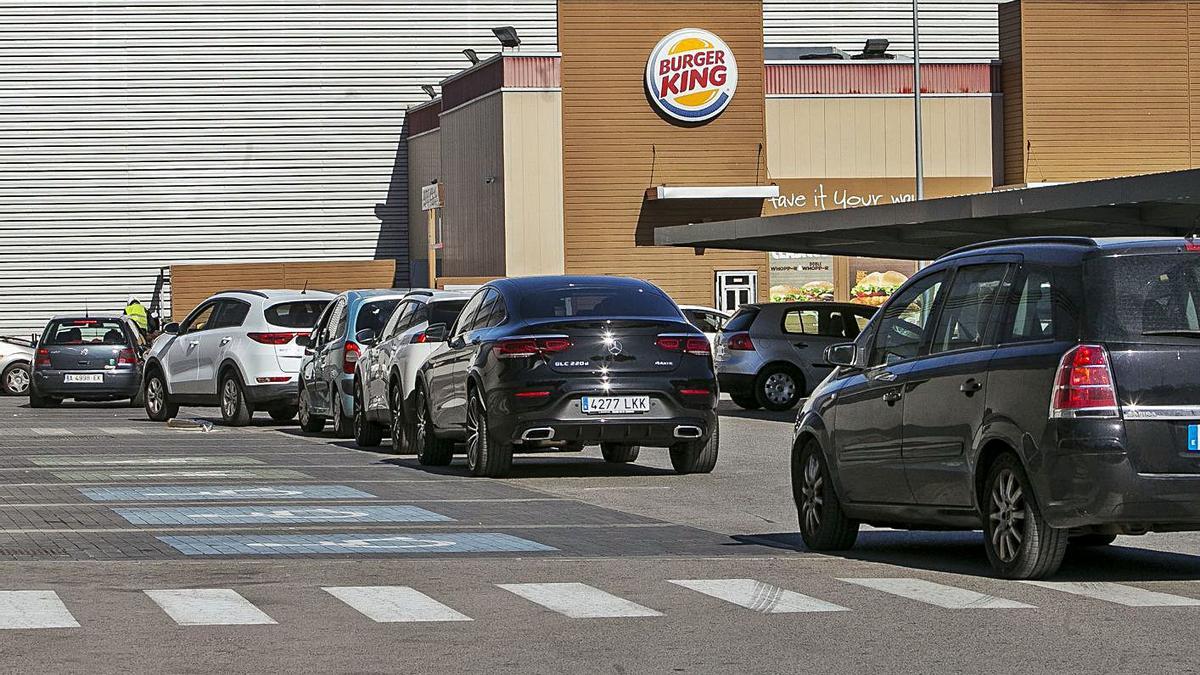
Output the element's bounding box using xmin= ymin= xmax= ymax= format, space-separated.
xmin=124 ymin=296 xmax=149 ymax=333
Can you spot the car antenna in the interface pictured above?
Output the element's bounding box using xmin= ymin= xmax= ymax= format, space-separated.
xmin=84 ymin=299 xmax=89 ymax=318
xmin=301 ymin=279 xmax=308 ymax=295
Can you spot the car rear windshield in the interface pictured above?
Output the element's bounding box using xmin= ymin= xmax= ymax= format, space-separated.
xmin=356 ymin=299 xmax=400 ymax=335
xmin=1087 ymin=252 xmax=1200 ymax=343
xmin=519 ymin=286 xmax=679 ymax=319
xmin=43 ymin=319 xmax=129 ymax=346
xmin=265 ymin=300 xmax=329 ymax=329
xmin=722 ymin=307 xmax=760 ymax=333
xmin=429 ymin=299 xmax=467 ymax=327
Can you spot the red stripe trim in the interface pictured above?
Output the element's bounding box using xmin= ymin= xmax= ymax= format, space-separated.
xmin=766 ymin=63 xmax=998 ymax=96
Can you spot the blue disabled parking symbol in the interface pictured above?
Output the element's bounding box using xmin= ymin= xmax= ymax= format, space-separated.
xmin=79 ymin=485 xmax=376 ymax=502
xmin=158 ymin=532 xmax=557 ymax=556
xmin=115 ymin=505 xmax=451 ymax=525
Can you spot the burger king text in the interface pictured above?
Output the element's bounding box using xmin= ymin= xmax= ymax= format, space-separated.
xmin=645 ymin=28 xmax=739 ymax=124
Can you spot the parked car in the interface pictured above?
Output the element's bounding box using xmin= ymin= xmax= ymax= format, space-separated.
xmin=350 ymin=289 xmax=470 ymax=450
xmin=142 ymin=289 xmax=333 ymax=425
xmin=679 ymin=305 xmax=731 ymax=344
xmin=793 ymin=236 xmax=1200 ymax=579
xmin=29 ymin=315 xmax=145 ymax=407
xmin=0 ymin=336 xmax=34 ymax=396
xmin=409 ymin=275 xmax=720 ymax=478
xmin=715 ymin=302 xmax=876 ymax=411
xmin=296 ymin=289 xmax=407 ymax=437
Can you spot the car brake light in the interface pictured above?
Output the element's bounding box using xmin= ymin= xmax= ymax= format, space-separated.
xmin=514 ymin=390 xmax=552 ymax=399
xmin=411 ymin=332 xmax=428 ymax=344
xmin=679 ymin=388 xmax=711 ymax=396
xmin=1049 ymin=344 xmax=1119 ymax=418
xmin=496 ymin=337 xmax=572 ymax=359
xmin=726 ymin=332 xmax=755 ymax=351
xmin=656 ymin=335 xmax=710 ymax=355
xmin=1187 ymin=237 xmax=1200 ymax=252
xmin=35 ymin=348 xmax=50 ymax=367
xmin=256 ymin=376 xmax=291 ymax=384
xmin=116 ymin=348 xmax=137 ymax=365
xmin=247 ymin=332 xmax=296 ymax=345
xmin=343 ymin=341 xmax=360 ymax=374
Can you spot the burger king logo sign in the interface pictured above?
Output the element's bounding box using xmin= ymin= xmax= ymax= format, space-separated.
xmin=645 ymin=28 xmax=739 ymax=124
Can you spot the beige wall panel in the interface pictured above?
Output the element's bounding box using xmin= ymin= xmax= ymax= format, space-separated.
xmin=406 ymin=129 xmax=440 ymax=268
xmin=502 ymin=91 xmax=566 ymax=277
xmin=440 ymin=93 xmax=506 ymax=278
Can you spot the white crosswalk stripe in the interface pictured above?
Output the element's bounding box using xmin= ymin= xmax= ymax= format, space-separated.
xmin=0 ymin=591 xmax=80 ymax=629
xmin=30 ymin=427 xmax=73 ymax=436
xmin=1024 ymin=581 xmax=1200 ymax=607
xmin=840 ymin=578 xmax=1034 ymax=609
xmin=498 ymin=583 xmax=662 ymax=618
xmin=98 ymin=428 xmax=144 ymax=436
xmin=669 ymin=579 xmax=848 ymax=613
xmin=323 ymin=586 xmax=472 ymax=623
xmin=145 ymin=589 xmax=276 ymax=626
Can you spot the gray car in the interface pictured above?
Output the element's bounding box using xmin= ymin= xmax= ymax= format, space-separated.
xmin=715 ymin=302 xmax=875 ymax=411
xmin=29 ymin=315 xmax=146 ymax=407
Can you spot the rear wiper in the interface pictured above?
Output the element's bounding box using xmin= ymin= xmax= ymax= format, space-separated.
xmin=1143 ymin=330 xmax=1200 ymax=337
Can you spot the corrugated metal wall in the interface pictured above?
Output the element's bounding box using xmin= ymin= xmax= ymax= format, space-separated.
xmin=0 ymin=0 xmax=557 ymax=336
xmin=764 ymin=0 xmax=1000 ymax=61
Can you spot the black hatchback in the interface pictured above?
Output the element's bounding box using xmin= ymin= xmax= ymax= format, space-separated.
xmin=30 ymin=315 xmax=145 ymax=407
xmin=411 ymin=276 xmax=719 ymax=477
xmin=793 ymin=237 xmax=1200 ymax=579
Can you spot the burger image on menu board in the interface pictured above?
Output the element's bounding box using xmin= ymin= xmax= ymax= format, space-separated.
xmin=850 ymin=271 xmax=909 ymax=307
xmin=770 ymin=280 xmax=835 ymax=302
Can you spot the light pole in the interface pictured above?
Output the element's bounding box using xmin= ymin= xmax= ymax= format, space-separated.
xmin=913 ymin=0 xmax=925 ymax=200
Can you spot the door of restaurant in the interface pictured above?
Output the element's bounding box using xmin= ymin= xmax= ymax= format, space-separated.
xmin=715 ymin=271 xmax=757 ymax=313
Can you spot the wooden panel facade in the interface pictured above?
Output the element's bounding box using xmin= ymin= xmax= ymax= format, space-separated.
xmin=439 ymin=92 xmax=507 ymax=278
xmin=998 ymin=1 xmax=1024 ymax=185
xmin=558 ymin=0 xmax=771 ymax=304
xmin=406 ymin=128 xmax=441 ymax=282
xmin=503 ymin=91 xmax=567 ymax=277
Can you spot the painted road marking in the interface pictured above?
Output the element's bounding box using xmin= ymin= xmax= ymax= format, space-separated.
xmin=78 ymin=485 xmax=376 ymax=502
xmin=840 ymin=578 xmax=1034 ymax=609
xmin=324 ymin=586 xmax=472 ymax=623
xmin=1024 ymin=581 xmax=1200 ymax=607
xmin=30 ymin=428 xmax=73 ymax=436
xmin=144 ymin=589 xmax=276 ymax=626
xmin=31 ymin=455 xmax=264 ymax=467
xmin=668 ymin=579 xmax=848 ymax=613
xmin=53 ymin=468 xmax=311 ymax=481
xmin=0 ymin=591 xmax=80 ymax=629
xmin=97 ymin=428 xmax=144 ymax=436
xmin=114 ymin=505 xmax=453 ymax=525
xmin=158 ymin=533 xmax=557 ymax=555
xmin=498 ymin=583 xmax=662 ymax=619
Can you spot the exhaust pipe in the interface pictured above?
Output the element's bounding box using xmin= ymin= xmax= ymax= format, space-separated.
xmin=674 ymin=425 xmax=703 ymax=439
xmin=520 ymin=427 xmax=555 ymax=441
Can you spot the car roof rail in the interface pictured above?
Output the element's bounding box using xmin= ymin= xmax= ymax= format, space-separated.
xmin=942 ymin=236 xmax=1098 ymax=258
xmin=404 ymin=289 xmax=434 ymax=297
xmin=213 ymin=289 xmax=269 ymax=299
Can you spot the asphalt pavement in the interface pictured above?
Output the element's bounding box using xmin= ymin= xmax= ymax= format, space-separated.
xmin=2 ymin=396 xmax=1200 ymax=673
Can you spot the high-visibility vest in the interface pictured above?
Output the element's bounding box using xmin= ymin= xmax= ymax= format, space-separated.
xmin=124 ymin=302 xmax=148 ymax=331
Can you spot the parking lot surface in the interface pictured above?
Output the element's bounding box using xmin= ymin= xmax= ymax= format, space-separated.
xmin=3 ymin=397 xmax=1200 ymax=673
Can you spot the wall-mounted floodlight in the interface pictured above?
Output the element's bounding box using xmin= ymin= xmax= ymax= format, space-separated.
xmin=420 ymin=84 xmax=437 ymax=99
xmin=492 ymin=26 xmax=521 ymax=48
xmin=853 ymin=38 xmax=893 ymax=60
xmin=463 ymin=48 xmax=481 ymax=65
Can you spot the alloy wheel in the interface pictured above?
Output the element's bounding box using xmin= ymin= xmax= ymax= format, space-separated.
xmin=465 ymin=394 xmax=482 ymax=471
xmin=390 ymin=386 xmax=405 ymax=449
xmin=799 ymin=453 xmax=824 ymax=535
xmin=332 ymin=389 xmax=344 ymax=429
xmin=4 ymin=366 xmax=29 ymax=395
xmin=414 ymin=391 xmax=428 ymax=450
xmin=146 ymin=377 xmax=164 ymax=415
xmin=763 ymin=372 xmax=796 ymax=406
xmin=298 ymin=389 xmax=310 ymax=426
xmin=222 ymin=378 xmax=238 ymax=419
xmin=989 ymin=468 xmax=1028 ymax=563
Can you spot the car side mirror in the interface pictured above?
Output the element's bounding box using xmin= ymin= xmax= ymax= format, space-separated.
xmin=355 ymin=328 xmax=377 ymax=347
xmin=295 ymin=334 xmax=311 ymax=348
xmin=824 ymin=343 xmax=857 ymax=368
xmin=162 ymin=322 xmax=180 ymax=335
xmin=424 ymin=323 xmax=448 ymax=343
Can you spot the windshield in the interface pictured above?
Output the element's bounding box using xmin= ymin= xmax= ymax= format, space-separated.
xmin=265 ymin=300 xmax=329 ymax=329
xmin=356 ymin=299 xmax=400 ymax=335
xmin=43 ymin=318 xmax=129 ymax=346
xmin=519 ymin=286 xmax=680 ymax=319
xmin=1088 ymin=253 xmax=1200 ymax=343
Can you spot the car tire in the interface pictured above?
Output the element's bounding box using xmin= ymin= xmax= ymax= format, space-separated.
xmin=982 ymin=453 xmax=1068 ymax=580
xmin=389 ymin=383 xmax=410 ymax=454
xmin=1 ymin=362 xmax=30 ymax=396
xmin=219 ymin=371 xmax=254 ymax=427
xmin=600 ymin=443 xmax=640 ymax=463
xmin=353 ymin=384 xmax=383 ymax=448
xmin=29 ymin=389 xmax=56 ymax=409
xmin=143 ymin=369 xmax=178 ymax=422
xmin=414 ymin=385 xmax=453 ymax=467
xmin=465 ymin=388 xmax=513 ymax=478
xmin=1069 ymin=533 xmax=1118 ymax=547
xmin=330 ymin=385 xmax=352 ymax=438
xmin=298 ymin=385 xmax=326 ymax=433
xmin=669 ymin=418 xmax=719 ymax=474
xmin=755 ymin=365 xmax=804 ymax=411
xmin=794 ymin=440 xmax=859 ymax=551
xmin=268 ymin=406 xmax=297 ymax=422
xmin=729 ymin=393 xmax=761 ymax=410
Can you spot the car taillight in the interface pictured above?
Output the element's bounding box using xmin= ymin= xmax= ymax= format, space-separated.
xmin=513 ymin=390 xmax=552 ymax=399
xmin=116 ymin=348 xmax=138 ymax=366
xmin=411 ymin=332 xmax=428 ymax=344
xmin=496 ymin=337 xmax=572 ymax=359
xmin=656 ymin=335 xmax=710 ymax=355
xmin=34 ymin=348 xmax=50 ymax=367
xmin=1050 ymin=344 xmax=1119 ymax=418
xmin=247 ymin=332 xmax=296 ymax=345
xmin=726 ymin=332 xmax=755 ymax=351
xmin=679 ymin=387 xmax=712 ymax=396
xmin=343 ymin=341 xmax=360 ymax=374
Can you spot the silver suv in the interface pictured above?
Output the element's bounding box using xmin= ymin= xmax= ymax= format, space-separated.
xmin=715 ymin=302 xmax=875 ymax=411
xmin=143 ymin=289 xmax=333 ymax=425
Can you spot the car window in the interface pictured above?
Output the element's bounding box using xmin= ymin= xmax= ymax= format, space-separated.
xmin=722 ymin=307 xmax=759 ymax=333
xmin=43 ymin=318 xmax=131 ymax=346
xmin=930 ymin=264 xmax=1010 ymax=354
xmin=685 ymin=310 xmax=724 ymax=333
xmin=356 ymin=299 xmax=400 ymax=338
xmin=1003 ymin=266 xmax=1056 ymax=343
xmin=182 ymin=303 xmax=218 ymax=334
xmin=471 ymin=290 xmax=501 ymax=331
xmin=266 ymin=300 xmax=330 ymax=331
xmin=452 ymin=291 xmax=487 ymax=337
xmin=386 ymin=301 xmax=414 ymax=339
xmin=782 ymin=307 xmax=853 ymax=338
xmin=519 ymin=285 xmax=679 ymax=319
xmin=428 ymin=299 xmax=467 ymax=330
xmin=870 ymin=271 xmax=946 ymax=366
xmin=209 ymin=300 xmax=251 ymax=330
xmin=485 ymin=292 xmax=508 ymax=328
xmin=329 ymin=299 xmax=348 ymax=340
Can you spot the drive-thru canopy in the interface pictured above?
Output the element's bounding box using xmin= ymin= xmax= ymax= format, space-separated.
xmin=654 ymin=169 xmax=1200 ymax=259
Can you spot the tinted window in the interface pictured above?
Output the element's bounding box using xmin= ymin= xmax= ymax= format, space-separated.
xmin=471 ymin=290 xmax=501 ymax=331
xmin=930 ymin=264 xmax=1009 ymax=354
xmin=356 ymin=299 xmax=400 ymax=337
xmin=870 ymin=272 xmax=945 ymax=366
xmin=1088 ymin=253 xmax=1200 ymax=343
xmin=519 ymin=285 xmax=679 ymax=319
xmin=452 ymin=291 xmax=487 ymax=337
xmin=782 ymin=307 xmax=854 ymax=337
xmin=386 ymin=301 xmax=416 ymax=338
xmin=43 ymin=318 xmax=130 ymax=346
xmin=210 ymin=300 xmax=251 ymax=330
xmin=722 ymin=307 xmax=760 ymax=333
xmin=1002 ymin=266 xmax=1056 ymax=343
xmin=428 ymin=299 xmax=467 ymax=329
xmin=266 ymin=300 xmax=329 ymax=330
xmin=182 ymin=303 xmax=218 ymax=334
xmin=684 ymin=310 xmax=724 ymax=333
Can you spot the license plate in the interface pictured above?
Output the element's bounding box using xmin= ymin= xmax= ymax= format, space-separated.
xmin=64 ymin=374 xmax=103 ymax=384
xmin=581 ymin=395 xmax=650 ymax=415
xmin=1189 ymin=424 xmax=1199 ymax=452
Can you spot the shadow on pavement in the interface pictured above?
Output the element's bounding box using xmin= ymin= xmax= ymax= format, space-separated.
xmin=728 ymin=530 xmax=1200 ymax=582
xmin=716 ymin=402 xmax=796 ymax=424
xmin=385 ymin=454 xmax=678 ymax=479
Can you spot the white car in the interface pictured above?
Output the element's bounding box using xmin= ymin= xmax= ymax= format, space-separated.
xmin=352 ymin=290 xmax=470 ymax=451
xmin=142 ymin=289 xmax=333 ymax=425
xmin=0 ymin=336 xmax=34 ymax=396
xmin=679 ymin=305 xmax=732 ymax=344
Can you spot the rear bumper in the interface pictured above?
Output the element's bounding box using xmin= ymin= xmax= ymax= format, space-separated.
xmin=718 ymin=373 xmax=756 ymax=397
xmin=32 ymin=369 xmax=141 ymax=399
xmin=244 ymin=382 xmax=297 ymax=406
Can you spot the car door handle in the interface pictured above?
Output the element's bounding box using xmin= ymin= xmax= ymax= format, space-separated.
xmin=883 ymin=390 xmax=903 ymax=405
xmin=960 ymin=379 xmax=983 ymax=394
xmin=187 ymin=340 xmax=199 ymax=348
xmin=220 ymin=337 xmax=232 ymax=346
xmin=793 ymin=342 xmax=809 ymax=349
xmin=874 ymin=370 xmax=897 ymax=382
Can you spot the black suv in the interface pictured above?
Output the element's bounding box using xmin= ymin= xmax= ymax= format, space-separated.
xmin=793 ymin=237 xmax=1200 ymax=579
